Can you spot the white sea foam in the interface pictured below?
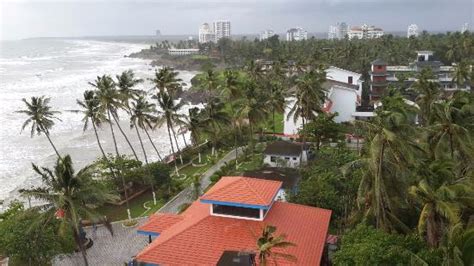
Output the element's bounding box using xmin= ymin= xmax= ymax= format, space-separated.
xmin=0 ymin=39 xmax=197 ymax=210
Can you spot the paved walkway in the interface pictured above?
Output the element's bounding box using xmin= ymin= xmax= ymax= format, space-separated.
xmin=53 ymin=147 xmax=242 ymax=265
xmin=158 ymin=147 xmax=243 ymax=214
xmin=53 ymin=217 xmax=148 ymax=266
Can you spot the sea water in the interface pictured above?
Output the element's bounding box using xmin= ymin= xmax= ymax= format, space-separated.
xmin=0 ymin=39 xmax=196 ymax=210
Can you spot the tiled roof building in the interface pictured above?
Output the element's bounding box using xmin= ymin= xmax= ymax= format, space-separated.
xmin=136 ymin=176 xmax=332 ymax=265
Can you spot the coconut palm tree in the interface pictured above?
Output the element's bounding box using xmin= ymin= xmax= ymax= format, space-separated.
xmin=266 ymin=80 xmax=287 ymax=135
xmin=202 ymin=97 xmax=230 ymax=156
xmin=199 ymin=68 xmax=219 ymax=102
xmin=154 ymin=91 xmax=184 ymax=172
xmin=452 ymin=61 xmax=471 ymax=88
xmin=288 ymin=67 xmax=327 ymax=158
xmin=150 ymin=67 xmax=182 ymax=96
xmin=74 ymin=90 xmax=109 ymax=160
xmin=428 ymin=98 xmax=473 ymax=160
xmin=21 ymin=155 xmax=118 ymax=266
xmin=257 ymin=225 xmax=296 ymax=266
xmin=440 ymin=223 xmax=474 ymax=266
xmin=16 ymin=96 xmax=62 ymax=159
xmin=409 ymin=160 xmax=473 ymax=247
xmin=413 ymin=69 xmax=440 ymax=125
xmin=130 ymin=96 xmax=163 ymax=161
xmin=116 ymin=70 xmax=144 ymax=103
xmin=91 ymin=75 xmax=134 ymax=220
xmin=91 ymin=75 xmax=139 ymax=161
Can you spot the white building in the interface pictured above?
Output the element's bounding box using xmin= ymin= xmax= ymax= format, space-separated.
xmin=168 ymin=48 xmax=200 ymax=56
xmin=286 ymin=27 xmax=308 ymax=41
xmin=328 ymin=22 xmax=348 ymax=39
xmin=348 ymin=24 xmax=384 ymax=40
xmin=260 ymin=29 xmax=275 ymax=41
xmin=407 ymin=24 xmax=419 ymax=38
xmin=263 ymin=141 xmax=308 ymax=168
xmin=213 ymin=20 xmax=231 ymax=42
xmin=199 ymin=23 xmax=215 ymax=43
xmin=284 ymin=66 xmax=366 ymax=135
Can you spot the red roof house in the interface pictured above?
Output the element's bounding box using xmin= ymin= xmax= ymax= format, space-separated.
xmin=136 ymin=176 xmax=332 ymax=265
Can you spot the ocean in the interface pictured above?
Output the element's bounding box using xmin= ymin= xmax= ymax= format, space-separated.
xmin=0 ymin=39 xmax=197 ymax=210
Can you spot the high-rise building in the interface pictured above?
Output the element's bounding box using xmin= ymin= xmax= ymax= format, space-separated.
xmin=348 ymin=24 xmax=384 ymax=40
xmin=259 ymin=29 xmax=275 ymax=41
xmin=198 ymin=23 xmax=215 ymax=43
xmin=213 ymin=20 xmax=231 ymax=42
xmin=407 ymin=24 xmax=419 ymax=38
xmin=155 ymin=30 xmax=161 ymax=36
xmin=286 ymin=27 xmax=308 ymax=41
xmin=328 ymin=22 xmax=348 ymax=39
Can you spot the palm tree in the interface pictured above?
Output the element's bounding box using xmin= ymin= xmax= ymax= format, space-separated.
xmin=91 ymin=75 xmax=139 ymax=160
xmin=441 ymin=223 xmax=474 ymax=265
xmin=202 ymin=97 xmax=230 ymax=156
xmin=413 ymin=69 xmax=440 ymax=125
xmin=347 ymin=110 xmax=415 ymax=232
xmin=91 ymin=75 xmax=134 ymax=220
xmin=150 ymin=67 xmax=182 ymax=96
xmin=257 ymin=225 xmax=296 ymax=266
xmin=266 ymin=80 xmax=287 ymax=135
xmin=16 ymin=96 xmax=62 ymax=159
xmin=154 ymin=91 xmax=184 ymax=172
xmin=288 ymin=67 xmax=327 ymax=160
xmin=199 ymin=68 xmax=219 ymax=102
xmin=130 ymin=96 xmax=163 ymax=161
xmin=452 ymin=61 xmax=470 ymax=88
xmin=21 ymin=155 xmax=118 ymax=266
xmin=74 ymin=90 xmax=109 ymax=161
xmin=428 ymin=98 xmax=473 ymax=160
xmin=236 ymin=81 xmax=267 ymax=152
xmin=409 ymin=160 xmax=472 ymax=247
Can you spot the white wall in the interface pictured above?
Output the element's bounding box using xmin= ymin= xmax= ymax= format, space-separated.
xmin=263 ymin=153 xmax=307 ymax=168
xmin=328 ymin=87 xmax=358 ymax=123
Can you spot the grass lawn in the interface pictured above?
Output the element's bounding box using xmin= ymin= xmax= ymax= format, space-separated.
xmin=260 ymin=112 xmax=284 ymax=134
xmin=235 ymin=153 xmax=263 ymax=173
xmin=96 ymin=191 xmax=165 ymax=221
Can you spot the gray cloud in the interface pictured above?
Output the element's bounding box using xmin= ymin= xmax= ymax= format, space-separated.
xmin=0 ymin=0 xmax=472 ymax=40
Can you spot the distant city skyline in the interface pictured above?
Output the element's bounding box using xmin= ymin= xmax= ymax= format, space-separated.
xmin=0 ymin=0 xmax=472 ymax=40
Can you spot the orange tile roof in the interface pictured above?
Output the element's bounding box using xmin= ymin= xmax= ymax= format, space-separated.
xmin=200 ymin=176 xmax=282 ymax=207
xmin=136 ymin=201 xmax=331 ymax=265
xmin=137 ymin=213 xmax=183 ymax=235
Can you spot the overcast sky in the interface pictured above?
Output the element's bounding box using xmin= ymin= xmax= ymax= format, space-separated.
xmin=0 ymin=0 xmax=473 ymax=40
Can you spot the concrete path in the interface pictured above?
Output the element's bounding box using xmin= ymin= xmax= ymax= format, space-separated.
xmin=53 ymin=217 xmax=149 ymax=266
xmin=158 ymin=147 xmax=243 ymax=214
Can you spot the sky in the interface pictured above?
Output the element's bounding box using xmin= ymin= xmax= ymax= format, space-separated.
xmin=0 ymin=0 xmax=473 ymax=40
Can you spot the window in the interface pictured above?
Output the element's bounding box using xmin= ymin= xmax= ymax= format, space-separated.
xmin=284 ymin=157 xmax=290 ymax=160
xmin=293 ymin=157 xmax=297 ymax=160
xmin=212 ymin=204 xmax=260 ymax=219
xmin=348 ymin=76 xmax=353 ymax=84
xmin=270 ymin=156 xmax=277 ymax=162
xmin=377 ymin=65 xmax=383 ymax=70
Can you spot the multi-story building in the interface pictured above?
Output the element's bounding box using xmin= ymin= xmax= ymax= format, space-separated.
xmin=213 ymin=20 xmax=231 ymax=42
xmin=328 ymin=22 xmax=348 ymax=39
xmin=198 ymin=23 xmax=214 ymax=43
xmin=259 ymin=29 xmax=275 ymax=41
xmin=407 ymin=24 xmax=419 ymax=38
xmin=286 ymin=27 xmax=308 ymax=41
xmin=369 ymin=51 xmax=471 ymax=101
xmin=348 ymin=24 xmax=384 ymax=39
xmin=168 ymin=48 xmax=200 ymax=56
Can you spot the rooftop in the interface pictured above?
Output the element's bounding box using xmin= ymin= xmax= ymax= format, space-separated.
xmin=200 ymin=176 xmax=282 ymax=207
xmin=263 ymin=141 xmax=308 ymax=157
xmin=136 ymin=200 xmax=331 ymax=265
xmin=243 ymin=167 xmax=301 ymax=190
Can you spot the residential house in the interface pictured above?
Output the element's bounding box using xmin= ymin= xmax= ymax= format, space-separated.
xmin=263 ymin=141 xmax=308 ymax=168
xmin=135 ymin=176 xmax=331 ymax=265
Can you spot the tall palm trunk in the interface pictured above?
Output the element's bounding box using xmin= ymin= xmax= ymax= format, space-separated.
xmin=166 ymin=123 xmax=179 ymax=174
xmin=73 ymin=227 xmax=89 ymax=266
xmin=272 ymin=108 xmax=276 ymax=136
xmin=44 ymin=130 xmax=62 ymax=159
xmin=107 ymin=110 xmax=132 ymax=220
xmin=134 ymin=122 xmax=148 ymax=163
xmin=143 ymin=127 xmax=163 ymax=161
xmin=179 ymin=125 xmax=188 ymax=147
xmin=107 ymin=110 xmax=120 ymax=155
xmin=375 ymin=141 xmax=386 ymax=230
xmin=111 ymin=112 xmax=139 ymax=161
xmin=169 ymin=122 xmax=184 ymax=164
xmin=91 ymin=122 xmax=107 ymax=159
